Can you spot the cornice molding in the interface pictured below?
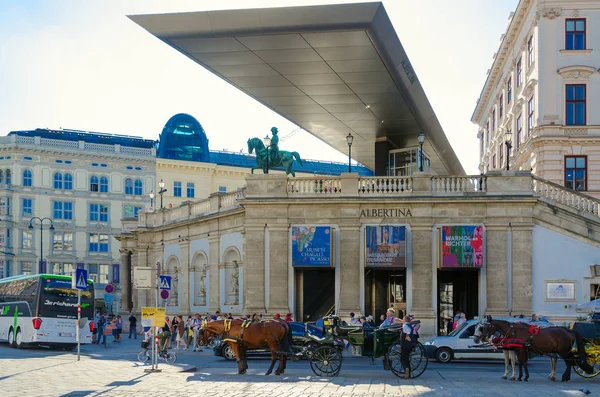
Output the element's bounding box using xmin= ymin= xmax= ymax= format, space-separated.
xmin=557 ymin=65 xmax=596 ymax=79
xmin=541 ymin=7 xmax=562 ymax=19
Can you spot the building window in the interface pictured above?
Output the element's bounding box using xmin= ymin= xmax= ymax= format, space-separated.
xmin=100 ymin=176 xmax=108 ymax=193
xmin=218 ymin=186 xmax=227 ymax=193
xmin=499 ymin=94 xmax=503 ymax=119
xmin=64 ymin=173 xmax=73 ymax=190
xmin=23 ymin=169 xmax=32 ymax=187
xmin=125 ymin=178 xmax=133 ymax=195
xmin=500 ymin=143 xmax=504 ymax=168
xmin=53 ymin=172 xmax=63 ymax=189
xmin=22 ymin=198 xmax=32 ymax=217
xmin=89 ymin=203 xmax=109 ymax=222
xmin=507 ymin=78 xmax=512 ymax=104
xmin=174 ymin=181 xmax=182 ymax=197
xmin=566 ymin=84 xmax=586 ymax=126
xmin=527 ymin=97 xmax=535 ymax=135
xmin=492 ymin=154 xmax=497 ymax=170
xmin=88 ymin=263 xmax=109 ymax=284
xmin=516 ymin=115 xmax=523 ymax=149
xmin=90 ymin=175 xmax=99 ymax=192
xmin=53 ymin=201 xmax=73 ymax=220
xmin=485 ymin=122 xmax=490 ymax=148
xmin=0 ymin=197 xmax=10 ymax=217
xmin=516 ymin=58 xmax=522 ymax=87
xmin=123 ymin=205 xmax=142 ymax=219
xmin=492 ymin=109 xmax=496 ymax=132
xmin=89 ymin=233 xmax=109 ymax=253
xmin=566 ymin=19 xmax=586 ymax=50
xmin=186 ymin=182 xmax=195 ymax=198
xmin=5 ymin=169 xmax=10 ymax=185
xmin=134 ymin=179 xmax=143 ymax=195
xmin=565 ymin=156 xmax=587 ymax=191
xmin=21 ymin=261 xmax=33 ymax=275
xmin=22 ymin=230 xmax=33 ymax=250
xmin=53 ymin=232 xmax=73 ymax=252
xmin=52 ymin=262 xmax=73 ymax=275
xmin=527 ymin=35 xmax=534 ymax=67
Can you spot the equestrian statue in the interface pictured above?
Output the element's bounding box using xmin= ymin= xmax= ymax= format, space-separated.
xmin=248 ymin=127 xmax=303 ymax=177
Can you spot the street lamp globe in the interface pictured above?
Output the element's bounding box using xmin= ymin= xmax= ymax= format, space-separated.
xmin=159 ymin=179 xmax=165 ymax=189
xmin=418 ymin=132 xmax=425 ymax=145
xmin=504 ymin=130 xmax=512 ymax=143
xmin=263 ymin=135 xmax=271 ymax=148
xmin=346 ymin=133 xmax=354 ymax=146
xmin=149 ymin=191 xmax=155 ymax=200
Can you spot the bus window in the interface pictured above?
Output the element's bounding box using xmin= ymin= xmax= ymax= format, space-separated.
xmin=39 ymin=278 xmax=94 ymax=319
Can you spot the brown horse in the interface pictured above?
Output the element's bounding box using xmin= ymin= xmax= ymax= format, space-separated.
xmin=474 ymin=317 xmax=594 ymax=382
xmin=200 ymin=319 xmax=293 ymax=375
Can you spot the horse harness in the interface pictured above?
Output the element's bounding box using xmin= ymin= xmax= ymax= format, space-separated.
xmin=204 ymin=319 xmax=280 ymax=349
xmin=489 ymin=322 xmax=540 ymax=350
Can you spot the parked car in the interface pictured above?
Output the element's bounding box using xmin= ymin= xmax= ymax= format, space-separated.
xmin=213 ymin=321 xmax=332 ymax=361
xmin=423 ymin=318 xmax=553 ymax=363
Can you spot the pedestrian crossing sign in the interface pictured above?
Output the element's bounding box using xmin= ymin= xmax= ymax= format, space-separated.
xmin=159 ymin=275 xmax=172 ymax=290
xmin=73 ymin=269 xmax=88 ymax=290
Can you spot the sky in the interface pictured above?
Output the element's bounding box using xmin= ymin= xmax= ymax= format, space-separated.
xmin=0 ymin=0 xmax=519 ymax=174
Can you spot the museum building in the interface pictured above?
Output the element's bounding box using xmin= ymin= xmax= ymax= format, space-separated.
xmin=120 ymin=2 xmax=600 ymax=337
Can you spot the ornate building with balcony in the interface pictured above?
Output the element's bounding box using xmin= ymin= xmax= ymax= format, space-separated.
xmin=473 ymin=0 xmax=600 ymax=198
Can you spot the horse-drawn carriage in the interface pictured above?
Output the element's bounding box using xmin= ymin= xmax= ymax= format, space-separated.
xmin=571 ymin=318 xmax=600 ymax=378
xmin=307 ymin=316 xmax=428 ymax=378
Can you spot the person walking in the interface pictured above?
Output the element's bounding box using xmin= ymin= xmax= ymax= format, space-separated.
xmin=191 ymin=313 xmax=203 ymax=352
xmin=96 ymin=313 xmax=106 ymax=346
xmin=171 ymin=316 xmax=179 ymax=344
xmin=175 ymin=315 xmax=188 ymax=350
xmin=128 ymin=312 xmax=137 ymax=339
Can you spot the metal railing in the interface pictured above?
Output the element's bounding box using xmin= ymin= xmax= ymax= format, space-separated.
xmin=532 ymin=176 xmax=600 ymax=216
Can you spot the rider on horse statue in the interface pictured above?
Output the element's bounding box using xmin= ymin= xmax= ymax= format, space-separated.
xmin=269 ymin=127 xmax=281 ymax=165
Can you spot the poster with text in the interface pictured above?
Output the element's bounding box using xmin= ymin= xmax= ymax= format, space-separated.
xmin=441 ymin=225 xmax=484 ymax=267
xmin=365 ymin=226 xmax=407 ymax=267
xmin=292 ymin=226 xmax=332 ymax=267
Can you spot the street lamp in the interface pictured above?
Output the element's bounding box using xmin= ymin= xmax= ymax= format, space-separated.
xmin=149 ymin=191 xmax=155 ymax=208
xmin=346 ymin=133 xmax=354 ymax=172
xmin=504 ymin=130 xmax=513 ymax=171
xmin=263 ymin=135 xmax=271 ymax=174
xmin=418 ymin=132 xmax=425 ymax=172
xmin=28 ymin=217 xmax=54 ymax=274
xmin=158 ymin=179 xmax=167 ymax=209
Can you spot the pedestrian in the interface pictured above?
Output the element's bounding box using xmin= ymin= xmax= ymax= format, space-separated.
xmin=115 ymin=315 xmax=123 ymax=342
xmin=128 ymin=312 xmax=137 ymax=339
xmin=96 ymin=313 xmax=106 ymax=345
xmin=171 ymin=316 xmax=179 ymax=344
xmin=400 ymin=316 xmax=417 ymax=379
xmin=192 ymin=313 xmax=203 ymax=352
xmin=175 ymin=315 xmax=188 ymax=350
xmin=164 ymin=316 xmax=173 ymax=348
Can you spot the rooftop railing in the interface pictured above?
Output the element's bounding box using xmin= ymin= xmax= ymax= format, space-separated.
xmin=12 ymin=135 xmax=155 ymax=157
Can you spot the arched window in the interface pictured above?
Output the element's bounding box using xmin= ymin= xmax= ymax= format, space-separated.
xmin=134 ymin=179 xmax=143 ymax=195
xmin=0 ymin=170 xmax=3 ymax=184
xmin=124 ymin=178 xmax=133 ymax=195
xmin=5 ymin=169 xmax=11 ymax=185
xmin=64 ymin=173 xmax=73 ymax=190
xmin=23 ymin=169 xmax=33 ymax=187
xmin=90 ymin=175 xmax=99 ymax=192
xmin=100 ymin=176 xmax=109 ymax=193
xmin=54 ymin=172 xmax=63 ymax=189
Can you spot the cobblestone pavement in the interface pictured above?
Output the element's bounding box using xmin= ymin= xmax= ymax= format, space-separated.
xmin=1 ymin=338 xmax=599 ymax=396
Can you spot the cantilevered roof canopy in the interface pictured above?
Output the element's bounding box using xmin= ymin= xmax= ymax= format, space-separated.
xmin=130 ymin=2 xmax=464 ymax=175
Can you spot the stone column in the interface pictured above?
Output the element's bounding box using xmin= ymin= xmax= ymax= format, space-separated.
xmin=511 ymin=224 xmax=533 ymax=315
xmin=337 ymin=225 xmax=361 ymax=317
xmin=244 ymin=225 xmax=266 ymax=312
xmin=119 ymin=249 xmax=131 ymax=313
xmin=179 ymin=241 xmax=191 ymax=314
xmin=208 ymin=236 xmax=220 ymax=313
xmin=485 ymin=225 xmax=508 ymax=316
xmin=410 ymin=225 xmax=435 ymax=336
xmin=268 ymin=226 xmax=289 ymax=314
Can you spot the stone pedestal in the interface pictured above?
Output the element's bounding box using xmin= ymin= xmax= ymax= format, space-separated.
xmin=411 ymin=225 xmax=435 ymax=336
xmin=511 ymin=224 xmax=533 ymax=315
xmin=244 ymin=225 xmax=266 ymax=311
xmin=268 ymin=226 xmax=290 ymax=314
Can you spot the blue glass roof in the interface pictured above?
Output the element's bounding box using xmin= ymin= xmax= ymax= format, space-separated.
xmin=9 ymin=128 xmax=156 ymax=149
xmin=209 ymin=151 xmax=373 ymax=176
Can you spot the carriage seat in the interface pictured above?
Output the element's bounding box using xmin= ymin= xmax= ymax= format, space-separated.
xmin=307 ymin=333 xmax=327 ymax=343
xmin=572 ymin=321 xmax=598 ymax=340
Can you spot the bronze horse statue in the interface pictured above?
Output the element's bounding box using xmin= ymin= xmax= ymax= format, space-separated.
xmin=200 ymin=318 xmax=293 ymax=375
xmin=474 ymin=317 xmax=594 ymax=382
xmin=247 ymin=137 xmax=303 ymax=177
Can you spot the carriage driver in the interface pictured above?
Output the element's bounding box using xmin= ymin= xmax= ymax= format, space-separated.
xmin=400 ymin=315 xmax=418 ymax=379
xmin=379 ymin=308 xmax=402 ymax=328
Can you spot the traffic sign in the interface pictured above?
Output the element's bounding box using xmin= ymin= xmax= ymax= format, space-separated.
xmin=103 ymin=293 xmax=114 ymax=304
xmin=160 ymin=290 xmax=169 ymax=300
xmin=104 ymin=284 xmax=115 ymax=294
xmin=159 ymin=275 xmax=171 ymax=290
xmin=72 ymin=269 xmax=88 ymax=290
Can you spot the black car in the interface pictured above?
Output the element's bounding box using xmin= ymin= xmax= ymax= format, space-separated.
xmin=213 ymin=321 xmax=329 ymax=361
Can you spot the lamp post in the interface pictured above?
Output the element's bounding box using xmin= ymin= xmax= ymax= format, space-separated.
xmin=504 ymin=130 xmax=513 ymax=171
xmin=149 ymin=191 xmax=155 ymax=208
xmin=28 ymin=217 xmax=54 ymax=274
xmin=263 ymin=135 xmax=271 ymax=174
xmin=346 ymin=133 xmax=354 ymax=172
xmin=158 ymin=180 xmax=167 ymax=209
xmin=418 ymin=132 xmax=425 ymax=172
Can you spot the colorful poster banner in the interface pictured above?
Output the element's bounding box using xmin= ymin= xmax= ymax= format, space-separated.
xmin=292 ymin=226 xmax=332 ymax=267
xmin=441 ymin=225 xmax=484 ymax=267
xmin=365 ymin=226 xmax=407 ymax=267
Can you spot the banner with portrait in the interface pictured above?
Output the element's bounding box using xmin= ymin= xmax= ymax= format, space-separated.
xmin=292 ymin=226 xmax=332 ymax=267
xmin=365 ymin=226 xmax=407 ymax=267
xmin=440 ymin=225 xmax=484 ymax=268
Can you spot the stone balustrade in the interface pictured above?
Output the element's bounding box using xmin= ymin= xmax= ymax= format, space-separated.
xmin=12 ymin=134 xmax=155 ymax=157
xmin=431 ymin=175 xmax=486 ymax=193
xmin=532 ymin=176 xmax=600 ymax=216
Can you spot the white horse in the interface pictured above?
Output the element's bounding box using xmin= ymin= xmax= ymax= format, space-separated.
xmin=501 ymin=350 xmax=517 ymax=381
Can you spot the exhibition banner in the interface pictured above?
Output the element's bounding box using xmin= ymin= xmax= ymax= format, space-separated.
xmin=365 ymin=226 xmax=406 ymax=267
xmin=441 ymin=225 xmax=484 ymax=267
xmin=292 ymin=226 xmax=332 ymax=267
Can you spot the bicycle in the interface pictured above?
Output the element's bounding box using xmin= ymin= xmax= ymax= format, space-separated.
xmin=138 ymin=340 xmax=177 ymax=365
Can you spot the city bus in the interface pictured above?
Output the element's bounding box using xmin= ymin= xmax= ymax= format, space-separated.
xmin=0 ymin=274 xmax=94 ymax=348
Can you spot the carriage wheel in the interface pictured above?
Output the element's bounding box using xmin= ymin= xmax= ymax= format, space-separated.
xmin=388 ymin=342 xmax=428 ymax=379
xmin=309 ymin=345 xmax=343 ymax=377
xmin=574 ymin=343 xmax=600 ymax=378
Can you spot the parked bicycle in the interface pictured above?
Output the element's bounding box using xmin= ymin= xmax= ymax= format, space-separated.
xmin=138 ymin=339 xmax=177 ymax=365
